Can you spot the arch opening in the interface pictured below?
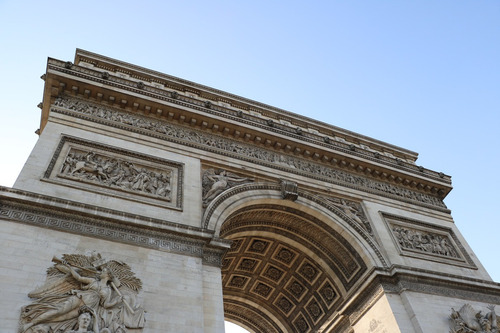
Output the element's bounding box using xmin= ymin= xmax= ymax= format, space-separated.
xmin=219 ymin=202 xmax=371 ymax=333
xmin=225 ymin=321 xmax=251 ymax=333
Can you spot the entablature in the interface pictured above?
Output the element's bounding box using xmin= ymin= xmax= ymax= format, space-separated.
xmin=39 ymin=50 xmax=452 ymax=201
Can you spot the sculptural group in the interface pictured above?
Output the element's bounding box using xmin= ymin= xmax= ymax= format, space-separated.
xmin=450 ymin=304 xmax=498 ymax=333
xmin=20 ymin=253 xmax=145 ymax=333
xmin=61 ymin=149 xmax=172 ymax=200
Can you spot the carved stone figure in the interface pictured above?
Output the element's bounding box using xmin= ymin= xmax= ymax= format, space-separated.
xmin=449 ymin=304 xmax=498 ymax=333
xmin=20 ymin=253 xmax=145 ymax=333
xmin=60 ymin=149 xmax=172 ymax=201
xmin=202 ymin=169 xmax=253 ymax=207
xmin=335 ymin=199 xmax=372 ymax=235
xmin=392 ymin=225 xmax=459 ymax=258
xmin=323 ymin=196 xmax=372 ymax=235
xmin=66 ymin=306 xmax=99 ymax=333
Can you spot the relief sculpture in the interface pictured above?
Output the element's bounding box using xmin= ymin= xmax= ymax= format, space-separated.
xmin=323 ymin=197 xmax=372 ymax=235
xmin=392 ymin=225 xmax=458 ymax=258
xmin=449 ymin=304 xmax=498 ymax=333
xmin=20 ymin=253 xmax=145 ymax=333
xmin=202 ymin=169 xmax=253 ymax=207
xmin=61 ymin=149 xmax=172 ymax=201
xmin=52 ymin=96 xmax=447 ymax=209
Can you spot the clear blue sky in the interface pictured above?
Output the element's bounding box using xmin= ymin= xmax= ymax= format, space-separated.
xmin=1 ymin=2 xmax=499 ymax=332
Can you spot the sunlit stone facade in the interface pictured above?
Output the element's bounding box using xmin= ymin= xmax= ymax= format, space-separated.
xmin=2 ymin=49 xmax=499 ymax=333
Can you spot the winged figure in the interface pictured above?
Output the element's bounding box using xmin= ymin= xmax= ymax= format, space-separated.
xmin=449 ymin=304 xmax=498 ymax=333
xmin=20 ymin=253 xmax=145 ymax=333
xmin=202 ymin=169 xmax=253 ymax=207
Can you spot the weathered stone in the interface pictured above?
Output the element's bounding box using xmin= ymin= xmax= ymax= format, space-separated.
xmin=1 ymin=49 xmax=498 ymax=333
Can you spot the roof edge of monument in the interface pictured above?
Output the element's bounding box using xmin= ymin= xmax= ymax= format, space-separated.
xmin=72 ymin=49 xmax=419 ymax=159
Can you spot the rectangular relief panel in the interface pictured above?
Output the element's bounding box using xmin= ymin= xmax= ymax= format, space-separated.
xmin=382 ymin=212 xmax=476 ymax=268
xmin=44 ymin=136 xmax=183 ymax=209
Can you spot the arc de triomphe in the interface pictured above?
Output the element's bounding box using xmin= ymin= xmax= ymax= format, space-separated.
xmin=2 ymin=49 xmax=499 ymax=333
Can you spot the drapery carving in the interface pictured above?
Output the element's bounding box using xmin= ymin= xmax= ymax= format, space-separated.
xmin=392 ymin=225 xmax=458 ymax=258
xmin=321 ymin=197 xmax=372 ymax=235
xmin=43 ymin=136 xmax=184 ymax=209
xmin=20 ymin=253 xmax=145 ymax=333
xmin=61 ymin=149 xmax=172 ymax=200
xmin=382 ymin=213 xmax=476 ymax=268
xmin=449 ymin=304 xmax=498 ymax=333
xmin=202 ymin=169 xmax=253 ymax=207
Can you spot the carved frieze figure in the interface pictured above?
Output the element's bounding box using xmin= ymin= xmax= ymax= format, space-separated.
xmin=324 ymin=197 xmax=372 ymax=235
xmin=336 ymin=199 xmax=372 ymax=235
xmin=202 ymin=169 xmax=253 ymax=207
xmin=66 ymin=306 xmax=98 ymax=333
xmin=60 ymin=149 xmax=172 ymax=201
xmin=449 ymin=304 xmax=498 ymax=333
xmin=20 ymin=253 xmax=145 ymax=333
xmin=392 ymin=225 xmax=458 ymax=258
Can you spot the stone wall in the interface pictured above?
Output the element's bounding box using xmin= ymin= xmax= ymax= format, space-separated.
xmin=0 ymin=218 xmax=224 ymax=332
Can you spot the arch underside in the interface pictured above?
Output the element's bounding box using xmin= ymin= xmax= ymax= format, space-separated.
xmin=220 ymin=204 xmax=369 ymax=333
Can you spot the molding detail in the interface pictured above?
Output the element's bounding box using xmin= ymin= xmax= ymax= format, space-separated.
xmin=0 ymin=200 xmax=224 ymax=267
xmin=382 ymin=273 xmax=500 ymax=304
xmin=52 ymin=55 xmax=434 ymax=171
xmin=336 ymin=273 xmax=500 ymax=333
xmin=44 ymin=136 xmax=183 ymax=209
xmin=221 ymin=208 xmax=365 ymax=287
xmin=203 ymin=183 xmax=388 ymax=268
xmin=280 ymin=179 xmax=298 ymax=201
xmin=51 ymin=96 xmax=448 ymax=211
xmin=224 ymin=301 xmax=283 ymax=333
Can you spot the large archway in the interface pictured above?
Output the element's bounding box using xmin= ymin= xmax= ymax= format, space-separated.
xmin=5 ymin=49 xmax=497 ymax=333
xmin=204 ymin=184 xmax=386 ymax=332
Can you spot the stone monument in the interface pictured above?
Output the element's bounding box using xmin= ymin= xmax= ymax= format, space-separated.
xmin=1 ymin=49 xmax=499 ymax=332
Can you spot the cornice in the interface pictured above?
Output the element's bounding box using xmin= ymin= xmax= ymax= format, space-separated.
xmin=39 ymin=53 xmax=452 ymax=196
xmin=0 ymin=186 xmax=231 ymax=266
xmin=72 ymin=49 xmax=419 ymax=159
xmin=321 ymin=267 xmax=500 ymax=332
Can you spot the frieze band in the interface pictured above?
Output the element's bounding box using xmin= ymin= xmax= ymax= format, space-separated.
xmin=51 ymin=96 xmax=447 ymax=211
xmin=0 ymin=201 xmax=224 ymax=267
xmin=53 ymin=57 xmax=443 ymax=184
